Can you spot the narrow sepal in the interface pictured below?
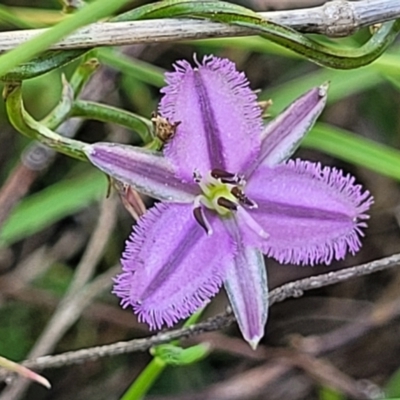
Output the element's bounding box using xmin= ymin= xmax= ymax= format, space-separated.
xmin=246 ymin=85 xmax=328 ymax=176
xmin=84 ymin=142 xmax=197 ymax=202
xmin=224 ymin=218 xmax=268 ymax=348
xmin=159 ymin=55 xmax=262 ymax=181
xmin=244 ymin=160 xmax=373 ymax=265
xmin=114 ymin=203 xmax=236 ymax=329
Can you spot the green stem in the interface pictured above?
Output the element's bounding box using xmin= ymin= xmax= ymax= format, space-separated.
xmin=71 ymin=100 xmax=153 ymax=143
xmin=114 ymin=0 xmax=257 ymax=21
xmin=120 ymin=309 xmax=206 ymax=400
xmin=1 ymin=50 xmax=86 ymax=82
xmin=117 ymin=0 xmax=400 ymax=70
xmin=69 ymin=54 xmax=100 ymax=98
xmin=5 ymin=0 xmax=397 ymax=81
xmin=40 ymin=76 xmax=74 ymax=130
xmin=242 ymin=18 xmax=400 ymax=69
xmin=120 ymin=357 xmax=166 ymax=400
xmin=0 ymin=0 xmax=133 ymax=78
xmin=4 ymin=82 xmax=88 ymax=161
xmin=41 ymin=56 xmax=100 ymax=130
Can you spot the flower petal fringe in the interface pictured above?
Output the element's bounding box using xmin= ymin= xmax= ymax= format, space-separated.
xmin=160 ymin=55 xmax=262 ymax=181
xmin=114 ymin=203 xmax=236 ymax=329
xmin=245 ymin=160 xmax=373 ymax=265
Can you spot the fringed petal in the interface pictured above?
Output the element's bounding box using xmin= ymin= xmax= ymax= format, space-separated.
xmin=85 ymin=142 xmax=197 ymax=202
xmin=159 ymin=55 xmax=262 ymax=181
xmin=224 ymin=218 xmax=268 ymax=348
xmin=114 ymin=203 xmax=235 ymax=329
xmin=244 ymin=160 xmax=373 ymax=265
xmin=246 ymin=85 xmax=328 ymax=176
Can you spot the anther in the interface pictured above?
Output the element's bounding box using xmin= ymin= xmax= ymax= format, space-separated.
xmin=211 ymin=168 xmax=241 ymax=184
xmin=231 ymin=187 xmax=257 ymax=208
xmin=193 ymin=206 xmax=213 ymax=235
xmin=231 ymin=186 xmax=243 ymax=199
xmin=217 ymin=197 xmax=238 ymax=211
xmin=241 ymin=196 xmax=257 ymax=208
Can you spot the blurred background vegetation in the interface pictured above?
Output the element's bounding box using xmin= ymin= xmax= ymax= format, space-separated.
xmin=1 ymin=0 xmax=400 ymax=399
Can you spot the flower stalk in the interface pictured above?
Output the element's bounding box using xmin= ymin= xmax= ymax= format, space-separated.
xmin=71 ymin=100 xmax=153 ymax=144
xmin=40 ymin=56 xmax=99 ymax=129
xmin=121 ymin=309 xmax=208 ymax=400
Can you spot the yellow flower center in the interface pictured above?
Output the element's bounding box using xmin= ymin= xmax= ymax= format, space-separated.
xmin=192 ymin=169 xmax=266 ymax=238
xmin=195 ymin=170 xmax=242 ymax=216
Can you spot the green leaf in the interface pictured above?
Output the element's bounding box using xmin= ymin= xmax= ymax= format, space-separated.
xmin=385 ymin=365 xmax=400 ymax=398
xmin=97 ymin=48 xmax=165 ymax=88
xmin=318 ymin=386 xmax=345 ymax=400
xmin=303 ymin=123 xmax=400 ymax=181
xmin=0 ymin=171 xmax=106 ymax=247
xmin=263 ymin=68 xmax=383 ymax=115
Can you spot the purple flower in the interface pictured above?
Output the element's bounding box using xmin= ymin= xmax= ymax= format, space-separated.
xmin=84 ymin=56 xmax=372 ymax=348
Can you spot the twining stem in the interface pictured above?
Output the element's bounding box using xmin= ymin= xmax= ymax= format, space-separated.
xmin=68 ymin=56 xmax=100 ymax=98
xmin=115 ymin=0 xmax=400 ymax=70
xmin=4 ymin=55 xmax=100 ymax=161
xmin=41 ymin=57 xmax=100 ymax=130
xmin=1 ymin=50 xmax=86 ymax=81
xmin=0 ymin=0 xmax=133 ymax=78
xmin=40 ymin=75 xmax=74 ymax=131
xmin=71 ymin=100 xmax=153 ymax=143
xmin=3 ymin=0 xmax=400 ymax=81
xmin=237 ymin=18 xmax=400 ymax=69
xmin=4 ymin=82 xmax=88 ymax=161
xmin=5 ymin=60 xmax=156 ymax=159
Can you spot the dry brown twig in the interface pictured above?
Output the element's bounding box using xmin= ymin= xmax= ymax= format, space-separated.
xmin=0 ymin=252 xmax=396 ymax=373
xmin=293 ymin=269 xmax=400 ymax=355
xmin=0 ymin=195 xmax=119 ymax=400
xmin=181 ymin=332 xmax=373 ymax=400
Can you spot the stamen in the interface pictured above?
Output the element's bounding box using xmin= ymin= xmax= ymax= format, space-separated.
xmin=237 ymin=206 xmax=269 ymax=239
xmin=211 ymin=168 xmax=236 ymax=180
xmin=217 ymin=197 xmax=238 ymax=211
xmin=231 ymin=187 xmax=258 ymax=209
xmin=241 ymin=196 xmax=258 ymax=209
xmin=193 ymin=206 xmax=213 ymax=235
xmin=211 ymin=168 xmax=242 ymax=184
